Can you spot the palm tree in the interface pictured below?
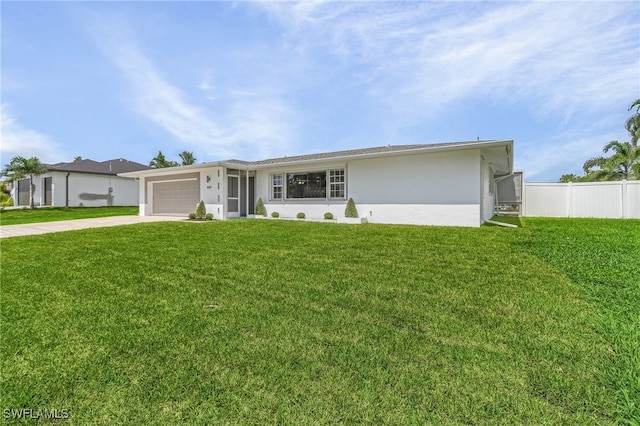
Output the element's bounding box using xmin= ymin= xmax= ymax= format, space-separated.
xmin=583 ymin=141 xmax=639 ymax=181
xmin=150 ymin=151 xmax=180 ymax=168
xmin=1 ymin=156 xmax=48 ymax=209
xmin=626 ymin=98 xmax=640 ymax=147
xmin=558 ymin=174 xmax=584 ymax=183
xmin=179 ymin=151 xmax=196 ymax=166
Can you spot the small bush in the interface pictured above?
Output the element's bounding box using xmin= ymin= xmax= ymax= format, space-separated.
xmin=205 ymin=213 xmax=214 ymax=221
xmin=324 ymin=212 xmax=334 ymax=220
xmin=188 ymin=212 xmax=196 ymax=220
xmin=345 ymin=198 xmax=358 ymax=218
xmin=255 ymin=198 xmax=266 ymax=217
xmin=297 ymin=212 xmax=305 ymax=219
xmin=0 ymin=193 xmax=13 ymax=207
xmin=195 ymin=201 xmax=206 ymax=220
xmin=271 ymin=212 xmax=280 ymax=218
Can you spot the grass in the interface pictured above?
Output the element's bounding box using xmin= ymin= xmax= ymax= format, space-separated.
xmin=1 ymin=218 xmax=638 ymax=424
xmin=0 ymin=206 xmax=139 ymax=226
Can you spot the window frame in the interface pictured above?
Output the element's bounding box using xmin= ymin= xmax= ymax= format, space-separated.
xmin=271 ymin=173 xmax=283 ymax=200
xmin=329 ymin=169 xmax=345 ymax=199
xmin=270 ymin=167 xmax=346 ymax=201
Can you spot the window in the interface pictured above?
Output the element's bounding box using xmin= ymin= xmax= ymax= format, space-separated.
xmin=329 ymin=169 xmax=345 ymax=199
xmin=272 ymin=168 xmax=346 ymax=200
xmin=287 ymin=172 xmax=326 ymax=199
xmin=272 ymin=174 xmax=283 ymax=200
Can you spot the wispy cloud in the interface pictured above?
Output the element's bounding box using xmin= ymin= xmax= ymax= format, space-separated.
xmin=87 ymin=13 xmax=295 ymax=161
xmin=258 ymin=2 xmax=638 ymax=119
xmin=255 ymin=1 xmax=638 ymax=179
xmin=0 ymin=104 xmax=66 ymax=165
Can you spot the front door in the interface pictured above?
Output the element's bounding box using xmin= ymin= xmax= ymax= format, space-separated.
xmin=227 ymin=175 xmax=239 ymax=218
xmin=240 ymin=176 xmax=255 ymax=217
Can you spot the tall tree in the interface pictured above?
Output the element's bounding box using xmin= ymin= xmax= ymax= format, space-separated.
xmin=626 ymin=98 xmax=640 ymax=147
xmin=179 ymin=151 xmax=196 ymax=166
xmin=1 ymin=156 xmax=47 ymax=209
xmin=558 ymin=173 xmax=585 ymax=183
xmin=149 ymin=151 xmax=167 ymax=168
xmin=583 ymin=141 xmax=639 ymax=181
xmin=149 ymin=151 xmax=178 ymax=168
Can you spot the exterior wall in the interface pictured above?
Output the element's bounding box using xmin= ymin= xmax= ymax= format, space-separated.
xmin=523 ymin=180 xmax=640 ymax=218
xmin=66 ymin=173 xmax=139 ymax=207
xmin=202 ymin=167 xmax=225 ymax=219
xmin=255 ymin=149 xmax=484 ymax=227
xmin=18 ymin=172 xmax=139 ymax=207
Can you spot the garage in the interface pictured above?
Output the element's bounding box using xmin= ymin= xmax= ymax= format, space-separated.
xmin=149 ymin=173 xmax=200 ymax=215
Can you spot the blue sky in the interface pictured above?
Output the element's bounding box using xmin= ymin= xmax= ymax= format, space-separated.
xmin=2 ymin=1 xmax=638 ymax=181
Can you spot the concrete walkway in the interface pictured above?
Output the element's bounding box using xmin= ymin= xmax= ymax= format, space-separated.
xmin=0 ymin=215 xmax=185 ymax=239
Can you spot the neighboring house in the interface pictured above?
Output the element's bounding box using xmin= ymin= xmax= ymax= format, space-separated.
xmin=119 ymin=140 xmax=514 ymax=227
xmin=13 ymin=158 xmax=152 ymax=207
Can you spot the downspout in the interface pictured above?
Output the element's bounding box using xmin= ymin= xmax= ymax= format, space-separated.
xmin=65 ymin=172 xmax=70 ymax=207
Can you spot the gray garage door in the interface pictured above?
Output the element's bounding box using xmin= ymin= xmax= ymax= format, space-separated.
xmin=153 ymin=179 xmax=199 ymax=215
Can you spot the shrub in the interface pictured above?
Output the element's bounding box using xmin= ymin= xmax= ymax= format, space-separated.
xmin=324 ymin=212 xmax=334 ymax=220
xmin=195 ymin=200 xmax=206 ymax=220
xmin=271 ymin=212 xmax=280 ymax=218
xmin=297 ymin=212 xmax=305 ymax=219
xmin=188 ymin=212 xmax=196 ymax=220
xmin=205 ymin=213 xmax=214 ymax=221
xmin=0 ymin=192 xmax=13 ymax=207
xmin=255 ymin=198 xmax=266 ymax=217
xmin=345 ymin=198 xmax=358 ymax=218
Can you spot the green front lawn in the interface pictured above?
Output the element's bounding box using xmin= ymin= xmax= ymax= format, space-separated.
xmin=1 ymin=219 xmax=638 ymax=424
xmin=0 ymin=206 xmax=138 ymax=226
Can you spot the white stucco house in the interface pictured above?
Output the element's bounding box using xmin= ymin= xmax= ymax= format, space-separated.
xmin=13 ymin=158 xmax=151 ymax=207
xmin=119 ymin=140 xmax=514 ymax=227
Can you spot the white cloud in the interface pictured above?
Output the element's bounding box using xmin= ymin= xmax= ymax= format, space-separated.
xmin=88 ymin=15 xmax=295 ymax=161
xmin=256 ymin=2 xmax=638 ymax=120
xmin=0 ymin=104 xmax=66 ymax=165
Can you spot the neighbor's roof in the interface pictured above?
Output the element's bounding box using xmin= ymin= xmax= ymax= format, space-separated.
xmin=48 ymin=158 xmax=152 ymax=175
xmin=119 ymin=140 xmax=513 ymax=177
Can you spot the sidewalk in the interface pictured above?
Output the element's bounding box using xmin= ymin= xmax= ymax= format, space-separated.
xmin=0 ymin=215 xmax=185 ymax=239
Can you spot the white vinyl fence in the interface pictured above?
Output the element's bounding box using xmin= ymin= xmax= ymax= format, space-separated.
xmin=523 ymin=180 xmax=640 ymax=219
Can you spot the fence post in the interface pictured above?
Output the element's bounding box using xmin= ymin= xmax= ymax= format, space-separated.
xmin=622 ymin=180 xmax=627 ymax=219
xmin=567 ymin=182 xmax=573 ymax=218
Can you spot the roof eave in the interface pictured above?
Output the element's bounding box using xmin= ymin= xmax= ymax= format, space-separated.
xmin=249 ymin=139 xmax=513 ymax=169
xmin=118 ymin=161 xmax=227 ymax=178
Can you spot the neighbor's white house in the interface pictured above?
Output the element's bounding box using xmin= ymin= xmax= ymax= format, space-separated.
xmin=13 ymin=158 xmax=151 ymax=207
xmin=119 ymin=140 xmax=514 ymax=227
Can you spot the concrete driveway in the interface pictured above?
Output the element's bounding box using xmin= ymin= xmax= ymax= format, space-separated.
xmin=0 ymin=215 xmax=185 ymax=239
